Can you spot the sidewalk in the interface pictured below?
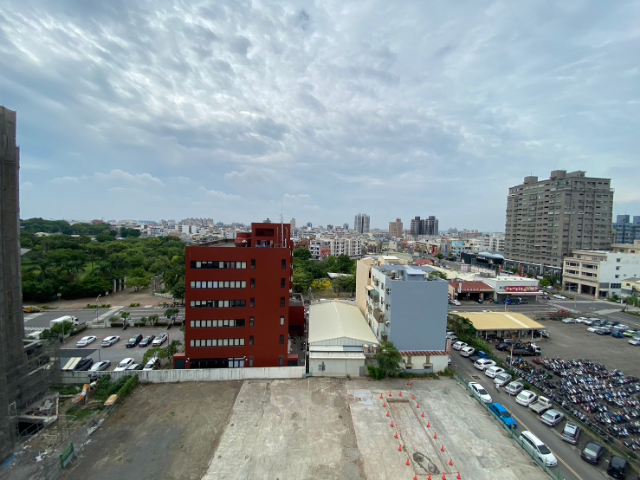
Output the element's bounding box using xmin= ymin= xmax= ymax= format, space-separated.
xmin=36 ymin=289 xmax=174 ymax=311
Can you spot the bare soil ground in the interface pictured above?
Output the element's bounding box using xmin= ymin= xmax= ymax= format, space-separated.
xmin=61 ymin=381 xmax=242 ymax=480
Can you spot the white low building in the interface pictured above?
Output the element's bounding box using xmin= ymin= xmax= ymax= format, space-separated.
xmin=308 ymin=301 xmax=379 ymax=377
xmin=563 ymin=250 xmax=640 ymax=298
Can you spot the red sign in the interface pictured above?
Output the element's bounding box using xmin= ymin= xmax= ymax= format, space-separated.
xmin=505 ymin=286 xmax=539 ymax=293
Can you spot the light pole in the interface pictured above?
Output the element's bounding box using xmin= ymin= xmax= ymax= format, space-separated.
xmin=95 ymin=294 xmax=101 ymax=326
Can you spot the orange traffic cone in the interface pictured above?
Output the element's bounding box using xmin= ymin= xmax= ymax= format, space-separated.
xmin=457 ymin=473 xmax=461 ymax=479
xmin=442 ymin=475 xmax=446 ymax=480
xmin=391 ymin=422 xmax=394 ymax=428
xmin=399 ymin=392 xmax=402 ymax=397
xmin=406 ymin=458 xmax=410 ymax=466
xmin=427 ymin=420 xmax=430 ymax=427
xmin=449 ymin=458 xmax=453 ymax=466
xmin=434 ymin=432 xmax=437 ymax=439
xmin=383 ymin=402 xmax=386 ymax=407
xmin=394 ymin=432 xmax=398 ymax=439
xmin=380 ymin=393 xmax=383 ymax=399
xmin=421 ymin=412 xmax=425 ymax=418
xmin=414 ymin=475 xmax=418 ymax=480
xmin=398 ymin=444 xmax=402 ymax=452
xmin=389 ymin=392 xmax=392 ymax=397
xmin=416 ymin=403 xmax=420 ymax=408
xmin=412 ymin=394 xmax=415 ymax=400
xmin=441 ymin=445 xmax=445 ymax=452
xmin=386 ymin=411 xmax=390 ymax=417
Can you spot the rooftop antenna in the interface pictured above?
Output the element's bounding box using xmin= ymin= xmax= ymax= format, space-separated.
xmin=280 ymin=195 xmax=284 ymax=248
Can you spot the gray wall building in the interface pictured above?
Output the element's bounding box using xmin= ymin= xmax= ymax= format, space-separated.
xmin=354 ymin=213 xmax=370 ymax=234
xmin=504 ymin=170 xmax=613 ymax=274
xmin=614 ymin=215 xmax=640 ymax=244
xmin=410 ymin=215 xmax=439 ymax=237
xmin=366 ymin=264 xmax=448 ymax=352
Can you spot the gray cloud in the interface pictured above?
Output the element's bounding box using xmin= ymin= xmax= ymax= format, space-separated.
xmin=1 ymin=0 xmax=638 ymax=228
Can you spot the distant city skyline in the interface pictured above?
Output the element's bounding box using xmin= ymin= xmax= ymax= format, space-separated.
xmin=2 ymin=1 xmax=639 ymax=230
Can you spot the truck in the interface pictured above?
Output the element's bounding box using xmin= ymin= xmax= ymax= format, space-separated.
xmin=509 ymin=343 xmax=541 ymax=356
xmin=49 ymin=315 xmax=83 ymax=328
xmin=529 ymin=396 xmax=553 ymax=415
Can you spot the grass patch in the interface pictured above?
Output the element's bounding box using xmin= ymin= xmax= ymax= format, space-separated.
xmin=51 ymin=385 xmax=83 ymax=395
xmin=67 ymin=406 xmax=97 ymax=421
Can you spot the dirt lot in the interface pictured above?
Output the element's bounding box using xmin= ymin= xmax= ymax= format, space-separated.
xmin=62 ymin=381 xmax=242 ymax=480
xmin=531 ymin=320 xmax=640 ymax=378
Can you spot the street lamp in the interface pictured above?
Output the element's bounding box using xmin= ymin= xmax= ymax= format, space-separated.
xmin=95 ymin=294 xmax=101 ymax=326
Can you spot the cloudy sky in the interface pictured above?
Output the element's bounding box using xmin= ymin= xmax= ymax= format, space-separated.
xmin=1 ymin=1 xmax=639 ymax=231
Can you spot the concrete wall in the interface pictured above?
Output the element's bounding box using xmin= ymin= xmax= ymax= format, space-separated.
xmin=60 ymin=367 xmax=305 ymax=384
xmin=388 ymin=279 xmax=448 ymax=351
xmin=308 ymin=358 xmax=363 ymax=377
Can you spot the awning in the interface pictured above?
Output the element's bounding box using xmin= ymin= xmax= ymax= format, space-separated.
xmin=365 ymin=285 xmax=375 ymax=291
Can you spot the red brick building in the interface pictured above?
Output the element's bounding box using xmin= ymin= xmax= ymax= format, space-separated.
xmin=184 ymin=223 xmax=300 ymax=369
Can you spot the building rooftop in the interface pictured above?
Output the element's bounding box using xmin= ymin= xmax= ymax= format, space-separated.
xmin=308 ymin=301 xmax=379 ymax=345
xmin=460 ymin=312 xmax=544 ymax=331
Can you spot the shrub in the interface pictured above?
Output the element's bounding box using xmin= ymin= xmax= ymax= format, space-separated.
xmin=118 ymin=375 xmax=138 ymax=398
xmin=367 ymin=365 xmax=385 ymax=379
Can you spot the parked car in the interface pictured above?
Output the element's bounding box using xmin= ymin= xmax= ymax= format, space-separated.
xmin=489 ymin=403 xmax=517 ymax=429
xmin=515 ymin=390 xmax=536 ymax=407
xmin=561 ymin=422 xmax=581 ymax=445
xmin=495 ymin=342 xmax=509 ymax=351
xmin=126 ymin=334 xmax=143 ymax=348
xmin=612 ymin=330 xmax=624 ymax=339
xmin=114 ymin=358 xmax=135 ymax=371
xmin=467 ymin=355 xmax=481 ymax=364
xmin=76 ymin=335 xmax=97 ymax=347
xmin=74 ymin=357 xmax=94 ymax=371
xmin=541 ymin=409 xmax=565 ymax=426
xmin=607 ymin=456 xmax=629 ymax=479
xmin=629 ymin=337 xmax=640 ymax=346
xmin=622 ymin=329 xmax=637 ymax=337
xmin=575 ymin=317 xmax=588 ymax=323
xmin=587 ymin=326 xmax=599 ymax=333
xmin=139 ymin=335 xmax=156 ymax=347
xmin=494 ymin=372 xmax=513 ymax=387
xmin=143 ymin=357 xmax=161 ymax=370
xmin=477 ymin=351 xmax=490 ymax=359
xmin=596 ymin=327 xmax=612 ymax=335
xmin=474 ymin=359 xmax=496 ymax=371
xmin=562 ymin=318 xmax=576 ymax=324
xmin=504 ymin=381 xmax=524 ymax=396
xmin=580 ymin=441 xmax=604 ymax=465
xmin=126 ymin=363 xmax=144 ymax=371
xmin=469 ymin=382 xmax=492 ymax=404
xmin=452 ymin=300 xmax=461 ymax=306
xmin=519 ymin=431 xmax=557 ymax=467
xmin=460 ymin=346 xmax=475 ymax=357
xmin=452 ymin=341 xmax=468 ymax=351
xmin=152 ymin=333 xmax=168 ymax=347
xmin=89 ymin=360 xmax=111 ymax=372
xmin=485 ymin=366 xmax=505 ymax=378
xmin=101 ymin=335 xmax=120 ymax=347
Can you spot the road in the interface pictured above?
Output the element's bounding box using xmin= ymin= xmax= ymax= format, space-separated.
xmin=451 ymin=349 xmax=612 ymax=480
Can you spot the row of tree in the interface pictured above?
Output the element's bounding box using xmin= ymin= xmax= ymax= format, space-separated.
xmin=21 ymin=219 xmax=185 ymax=302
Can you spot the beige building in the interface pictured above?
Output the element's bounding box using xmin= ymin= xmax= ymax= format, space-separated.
xmin=563 ymin=250 xmax=640 ymax=298
xmin=611 ymin=240 xmax=640 ymax=254
xmin=388 ymin=218 xmax=403 ymax=239
xmin=505 ymin=170 xmax=613 ymax=273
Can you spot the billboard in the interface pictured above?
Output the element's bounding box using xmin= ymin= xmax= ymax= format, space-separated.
xmin=505 ymin=286 xmax=539 ymax=293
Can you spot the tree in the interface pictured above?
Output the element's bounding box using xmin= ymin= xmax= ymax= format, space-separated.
xmin=166 ymin=340 xmax=182 ymax=362
xmin=143 ymin=347 xmax=167 ymax=365
xmin=437 ymin=253 xmax=444 ymax=260
xmin=171 ymin=280 xmax=185 ymax=302
xmin=311 ymin=278 xmax=331 ymax=292
xmin=373 ymin=341 xmax=403 ymax=378
xmin=447 ymin=314 xmax=476 ymax=337
xmin=128 ymin=276 xmax=150 ymax=292
xmin=293 ymin=248 xmax=312 ymax=261
xmin=120 ymin=311 xmax=130 ymax=324
xmin=164 ymin=308 xmax=179 ymax=323
xmin=148 ymin=314 xmax=159 ymax=326
xmin=292 ymin=270 xmax=313 ymax=293
xmin=39 ymin=321 xmax=74 ymax=341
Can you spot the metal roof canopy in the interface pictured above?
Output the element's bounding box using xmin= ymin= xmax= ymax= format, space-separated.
xmin=460 ymin=312 xmax=545 ymax=331
xmin=309 ymin=301 xmax=380 ymax=346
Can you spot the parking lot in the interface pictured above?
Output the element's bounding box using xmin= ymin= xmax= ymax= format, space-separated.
xmin=61 ymin=327 xmax=184 ymax=370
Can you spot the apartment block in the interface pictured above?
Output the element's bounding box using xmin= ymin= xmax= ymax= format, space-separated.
xmin=357 ymin=256 xmax=449 ymax=373
xmin=388 ymin=218 xmax=403 ymax=239
xmin=410 ymin=216 xmax=439 ymax=237
xmin=613 ymin=215 xmax=640 ymax=244
xmin=184 ymin=223 xmax=301 ymax=369
xmin=563 ymin=250 xmax=640 ymax=298
xmin=504 ymin=170 xmax=613 ymax=272
xmin=354 ymin=213 xmax=370 ymax=234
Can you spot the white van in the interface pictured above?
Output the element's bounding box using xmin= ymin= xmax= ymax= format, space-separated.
xmin=519 ymin=431 xmax=557 ymax=467
xmin=49 ymin=315 xmax=83 ymax=328
xmin=460 ymin=346 xmax=475 ymax=357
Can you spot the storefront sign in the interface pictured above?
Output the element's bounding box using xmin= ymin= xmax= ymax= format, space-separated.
xmin=505 ymin=286 xmax=539 ymax=292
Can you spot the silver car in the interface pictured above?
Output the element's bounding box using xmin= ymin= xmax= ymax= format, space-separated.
xmin=504 ymin=381 xmax=524 ymax=396
xmin=541 ymin=409 xmax=565 ymax=427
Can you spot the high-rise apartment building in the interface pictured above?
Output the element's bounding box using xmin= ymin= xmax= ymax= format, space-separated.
xmin=614 ymin=215 xmax=640 ymax=244
xmin=504 ymin=170 xmax=614 ymax=272
xmin=354 ymin=213 xmax=370 ymax=234
xmin=388 ymin=218 xmax=403 ymax=238
xmin=184 ymin=223 xmax=302 ymax=369
xmin=290 ymin=217 xmax=296 ymax=231
xmin=410 ymin=216 xmax=439 ymax=237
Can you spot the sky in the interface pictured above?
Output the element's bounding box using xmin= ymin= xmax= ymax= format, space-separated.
xmin=1 ymin=1 xmax=639 ymax=231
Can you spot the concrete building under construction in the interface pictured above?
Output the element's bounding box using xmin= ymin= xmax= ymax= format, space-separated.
xmin=1 ymin=106 xmax=59 ymax=462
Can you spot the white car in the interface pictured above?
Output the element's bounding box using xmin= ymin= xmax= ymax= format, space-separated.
xmin=516 ymin=390 xmax=538 ymax=407
xmin=562 ymin=318 xmax=576 ymax=324
xmin=553 ymin=294 xmax=566 ymax=300
xmin=101 ymin=335 xmax=120 ymax=347
xmin=452 ymin=341 xmax=468 ymax=351
xmin=460 ymin=346 xmax=475 ymax=357
xmin=114 ymin=358 xmax=135 ymax=371
xmin=452 ymin=300 xmax=461 ymax=306
xmin=587 ymin=327 xmax=599 ymax=333
xmin=469 ymin=382 xmax=492 ymax=404
xmin=152 ymin=333 xmax=168 ymax=346
xmin=485 ymin=366 xmax=505 ymax=378
xmin=474 ymin=359 xmax=496 ymax=371
xmin=76 ymin=335 xmax=97 ymax=347
xmin=89 ymin=360 xmax=111 ymax=372
xmin=575 ymin=317 xmax=588 ymax=324
xmin=629 ymin=337 xmax=640 ymax=346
